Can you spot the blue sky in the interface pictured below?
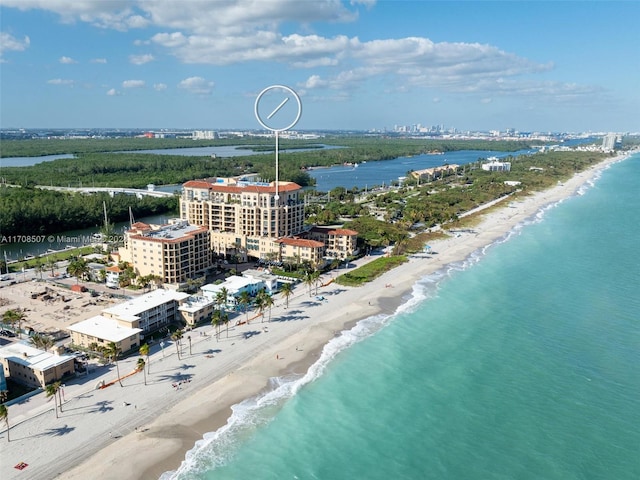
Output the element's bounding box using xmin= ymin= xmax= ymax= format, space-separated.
xmin=1 ymin=1 xmax=638 ymax=132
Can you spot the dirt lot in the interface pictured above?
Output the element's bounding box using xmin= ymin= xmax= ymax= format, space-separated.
xmin=0 ymin=279 xmax=119 ymax=338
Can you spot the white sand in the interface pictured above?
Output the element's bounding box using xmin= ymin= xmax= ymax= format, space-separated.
xmin=0 ymin=152 xmax=633 ymax=480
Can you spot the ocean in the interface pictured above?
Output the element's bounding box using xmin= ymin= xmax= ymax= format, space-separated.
xmin=166 ymin=154 xmax=640 ymax=480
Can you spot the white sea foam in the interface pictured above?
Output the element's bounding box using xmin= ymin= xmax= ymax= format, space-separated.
xmin=162 ymin=308 xmax=398 ymax=479
xmin=163 ymin=154 xmax=636 ymax=479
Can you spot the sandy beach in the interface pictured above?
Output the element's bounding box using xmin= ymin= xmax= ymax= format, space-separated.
xmin=0 ymin=152 xmax=633 ymax=480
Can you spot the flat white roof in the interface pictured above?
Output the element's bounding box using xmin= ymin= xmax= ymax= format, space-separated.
xmin=202 ymin=275 xmax=262 ymax=295
xmin=68 ymin=316 xmax=142 ymax=343
xmin=102 ymin=289 xmax=189 ymax=318
xmin=0 ymin=341 xmax=75 ymax=371
xmin=178 ymin=295 xmax=215 ymax=313
xmin=141 ymin=222 xmax=204 ymax=241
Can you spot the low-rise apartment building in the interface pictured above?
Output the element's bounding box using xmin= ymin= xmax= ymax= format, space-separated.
xmin=307 ymin=227 xmax=359 ymax=260
xmin=101 ymin=289 xmax=190 ymax=335
xmin=277 ymin=237 xmax=326 ymax=268
xmin=0 ymin=342 xmax=76 ymax=389
xmin=68 ymin=315 xmax=142 ymax=352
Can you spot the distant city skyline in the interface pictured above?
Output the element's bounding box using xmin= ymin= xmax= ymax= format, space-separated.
xmin=1 ymin=1 xmax=638 ymax=133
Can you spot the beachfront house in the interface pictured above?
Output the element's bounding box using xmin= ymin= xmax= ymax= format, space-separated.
xmin=0 ymin=342 xmax=76 ymax=389
xmin=105 ymin=265 xmax=123 ymax=288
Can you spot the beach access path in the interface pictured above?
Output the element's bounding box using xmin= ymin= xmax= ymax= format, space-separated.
xmin=0 ymin=151 xmax=632 ymax=480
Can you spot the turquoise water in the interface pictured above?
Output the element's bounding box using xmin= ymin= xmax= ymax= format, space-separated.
xmin=166 ymin=154 xmax=640 ymax=480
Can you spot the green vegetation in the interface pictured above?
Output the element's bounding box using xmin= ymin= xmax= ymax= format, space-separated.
xmin=0 ymin=187 xmax=177 ymax=237
xmin=0 ymin=137 xmax=541 ymax=190
xmin=336 ymin=256 xmax=409 ymax=286
xmin=334 ymin=150 xmax=609 ymax=256
xmin=0 ymin=137 xmax=274 ymax=158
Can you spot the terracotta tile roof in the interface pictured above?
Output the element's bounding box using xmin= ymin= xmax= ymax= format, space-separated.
xmin=327 ymin=228 xmax=358 ymax=236
xmin=183 ymin=180 xmax=301 ymax=194
xmin=278 ymin=237 xmax=325 ymax=248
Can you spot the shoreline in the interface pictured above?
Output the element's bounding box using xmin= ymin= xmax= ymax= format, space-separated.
xmin=1 ymin=151 xmax=634 ymax=480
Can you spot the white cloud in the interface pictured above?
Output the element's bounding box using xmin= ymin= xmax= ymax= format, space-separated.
xmin=91 ymin=58 xmax=107 ymax=64
xmin=0 ymin=0 xmax=150 ymax=31
xmin=0 ymin=32 xmax=30 ymax=61
xmin=122 ymin=79 xmax=146 ymax=88
xmin=178 ymin=76 xmax=214 ymax=95
xmin=0 ymin=0 xmax=601 ymax=105
xmin=59 ymin=56 xmax=77 ymax=64
xmin=129 ymin=53 xmax=154 ymax=65
xmin=153 ymin=83 xmax=168 ymax=91
xmin=106 ymin=88 xmax=121 ymax=96
xmin=47 ymin=78 xmax=75 ymax=86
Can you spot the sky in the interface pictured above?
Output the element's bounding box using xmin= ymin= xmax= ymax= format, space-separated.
xmin=0 ymin=0 xmax=638 ymax=133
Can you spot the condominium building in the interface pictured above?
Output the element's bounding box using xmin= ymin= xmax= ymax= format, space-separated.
xmin=180 ymin=176 xmax=305 ymax=260
xmin=118 ymin=219 xmax=211 ymax=285
xmin=481 ymin=160 xmax=511 ymax=172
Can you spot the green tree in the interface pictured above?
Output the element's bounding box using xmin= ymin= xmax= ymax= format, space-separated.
xmin=0 ymin=404 xmax=9 ymax=442
xmin=139 ymin=343 xmax=150 ymax=373
xmin=280 ymin=282 xmax=294 ymax=309
xmin=30 ymin=333 xmax=55 ymax=351
xmin=46 ymin=257 xmax=58 ymax=277
xmin=67 ymin=258 xmax=89 ymax=285
xmin=237 ymin=291 xmax=252 ymax=323
xmin=106 ymin=342 xmax=123 ymax=387
xmin=211 ymin=310 xmax=222 ymax=341
xmin=215 ymin=287 xmax=229 ymax=312
xmin=303 ymin=271 xmax=315 ymax=297
xmin=254 ymin=290 xmax=267 ymax=323
xmin=261 ymin=291 xmax=275 ymax=322
xmin=136 ymin=357 xmax=147 ymax=385
xmin=171 ymin=329 xmax=183 ymax=360
xmin=2 ymin=309 xmax=26 ymax=338
xmin=45 ymin=381 xmax=63 ymax=418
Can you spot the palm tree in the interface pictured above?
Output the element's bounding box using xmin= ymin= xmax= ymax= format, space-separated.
xmin=303 ymin=271 xmax=314 ymax=297
xmin=67 ymin=258 xmax=89 ymax=285
xmin=280 ymin=282 xmax=294 ymax=309
xmin=45 ymin=381 xmax=62 ymax=418
xmin=35 ymin=262 xmax=46 ymax=280
xmin=261 ymin=291 xmax=275 ymax=322
xmin=2 ymin=309 xmax=26 ymax=338
xmin=211 ymin=310 xmax=222 ymax=341
xmin=171 ymin=329 xmax=183 ymax=360
xmin=106 ymin=342 xmax=123 ymax=387
xmin=139 ymin=343 xmax=150 ymax=373
xmin=222 ymin=310 xmax=230 ymax=338
xmin=136 ymin=358 xmax=147 ymax=385
xmin=254 ymin=290 xmax=266 ymax=323
xmin=0 ymin=404 xmax=9 ymax=442
xmin=237 ymin=291 xmax=252 ymax=323
xmin=46 ymin=257 xmax=58 ymax=277
xmin=312 ymin=270 xmax=322 ymax=295
xmin=215 ymin=287 xmax=229 ymax=316
xmin=30 ymin=333 xmax=55 ymax=351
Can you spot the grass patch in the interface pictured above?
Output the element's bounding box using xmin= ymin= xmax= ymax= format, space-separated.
xmin=335 ymin=255 xmax=408 ymax=286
